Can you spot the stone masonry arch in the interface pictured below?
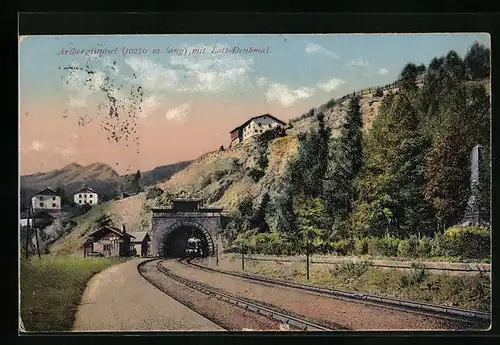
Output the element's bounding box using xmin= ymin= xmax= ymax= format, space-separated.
xmin=149 ymin=199 xmax=225 ymax=258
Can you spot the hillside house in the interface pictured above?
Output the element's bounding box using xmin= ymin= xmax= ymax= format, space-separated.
xmin=31 ymin=188 xmax=61 ymax=213
xmin=128 ymin=231 xmax=151 ymax=257
xmin=73 ymin=187 xmax=100 ymax=206
xmin=229 ymin=114 xmax=286 ymax=146
xmin=83 ymin=224 xmax=133 ymax=257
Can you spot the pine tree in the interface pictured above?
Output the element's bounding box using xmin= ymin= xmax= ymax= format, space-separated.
xmin=129 ymin=170 xmax=142 ymax=194
xmin=323 ymin=95 xmax=363 ymax=239
xmin=296 ymin=112 xmax=331 ymax=197
xmin=251 ymin=193 xmax=270 ymax=233
xmin=353 ymin=88 xmax=433 ymax=238
xmin=464 ymin=41 xmax=490 ymax=80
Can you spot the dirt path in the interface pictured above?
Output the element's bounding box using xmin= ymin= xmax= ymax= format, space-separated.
xmin=161 ymin=260 xmax=477 ymax=331
xmin=73 ymin=258 xmax=223 ymax=331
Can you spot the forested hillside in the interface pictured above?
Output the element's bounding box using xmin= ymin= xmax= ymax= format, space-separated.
xmin=227 ymin=42 xmax=490 ymax=258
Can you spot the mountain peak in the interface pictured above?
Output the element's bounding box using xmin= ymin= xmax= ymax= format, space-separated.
xmin=62 ymin=162 xmax=82 ymax=170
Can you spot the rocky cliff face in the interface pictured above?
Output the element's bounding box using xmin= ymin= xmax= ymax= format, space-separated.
xmin=153 ymin=90 xmax=386 ymax=212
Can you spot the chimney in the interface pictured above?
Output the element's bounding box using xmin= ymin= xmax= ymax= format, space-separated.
xmin=122 ymin=224 xmax=126 ymax=233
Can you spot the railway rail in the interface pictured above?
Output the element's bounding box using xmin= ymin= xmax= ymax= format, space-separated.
xmin=138 ymin=258 xmax=337 ymax=331
xmin=243 ymin=256 xmax=491 ymax=274
xmin=185 ymin=259 xmax=490 ymax=327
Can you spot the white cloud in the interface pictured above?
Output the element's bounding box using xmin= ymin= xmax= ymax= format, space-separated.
xmin=265 ymin=83 xmax=315 ymax=107
xmin=123 ymin=49 xmax=254 ymax=94
xmin=137 ymin=94 xmax=161 ymax=119
xmin=317 ymin=78 xmax=346 ymax=92
xmin=30 ymin=141 xmax=44 ymax=151
xmin=305 ymin=43 xmax=340 ymax=59
xmin=170 ymin=47 xmax=254 ymax=93
xmin=347 ymin=59 xmax=370 ymax=69
xmin=67 ymin=95 xmax=87 ymax=108
xmin=54 ymin=147 xmax=76 ymax=156
xmin=166 ymin=103 xmax=190 ymax=121
xmin=256 ymin=76 xmax=268 ymax=87
xmin=125 ymin=56 xmax=179 ymax=91
xmin=379 ymin=68 xmax=388 ymax=75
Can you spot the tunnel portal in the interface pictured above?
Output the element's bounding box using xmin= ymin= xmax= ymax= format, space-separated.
xmin=150 ymin=199 xmax=226 ymax=258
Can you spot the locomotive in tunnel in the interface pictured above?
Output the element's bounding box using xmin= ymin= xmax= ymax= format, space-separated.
xmin=185 ymin=237 xmax=204 ymax=258
xmin=162 ymin=225 xmax=210 ymax=258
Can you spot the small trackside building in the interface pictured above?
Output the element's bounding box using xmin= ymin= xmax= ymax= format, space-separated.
xmin=128 ymin=231 xmax=151 ymax=257
xmin=83 ymin=224 xmax=134 ymax=257
xmin=229 ymin=114 xmax=286 ymax=146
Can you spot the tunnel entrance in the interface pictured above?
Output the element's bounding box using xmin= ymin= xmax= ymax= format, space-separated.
xmin=162 ymin=225 xmax=211 ymax=258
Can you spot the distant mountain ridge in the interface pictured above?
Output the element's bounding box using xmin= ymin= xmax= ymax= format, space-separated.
xmin=20 ymin=161 xmax=192 ymax=208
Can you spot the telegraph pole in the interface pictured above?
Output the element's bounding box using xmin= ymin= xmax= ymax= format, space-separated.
xmin=25 ymin=200 xmax=31 ymax=259
xmin=306 ymin=232 xmax=310 ymax=281
xmin=30 ymin=200 xmax=41 ymax=259
xmin=35 ymin=223 xmax=41 ymax=259
xmin=241 ymin=243 xmax=245 ymax=271
xmin=215 ymin=244 xmax=219 ymax=267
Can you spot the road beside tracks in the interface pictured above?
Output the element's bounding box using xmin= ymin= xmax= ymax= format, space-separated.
xmin=72 ymin=258 xmax=223 ymax=331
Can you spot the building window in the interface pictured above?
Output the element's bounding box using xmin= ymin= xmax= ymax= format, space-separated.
xmin=89 ymin=201 xmax=93 ymax=204
xmin=89 ymin=195 xmax=93 ymax=198
xmin=79 ymin=200 xmax=82 ymax=204
xmin=258 ymin=122 xmax=262 ymax=127
xmin=79 ymin=194 xmax=82 ymax=198
xmin=268 ymin=124 xmax=272 ymax=128
xmin=84 ymin=194 xmax=87 ymax=198
xmin=39 ymin=202 xmax=43 ymax=207
xmin=52 ymin=203 xmax=56 ymax=208
xmin=53 ymin=197 xmax=56 ymax=200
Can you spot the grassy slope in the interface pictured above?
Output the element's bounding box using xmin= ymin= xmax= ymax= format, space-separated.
xmin=20 ymin=255 xmax=128 ymax=331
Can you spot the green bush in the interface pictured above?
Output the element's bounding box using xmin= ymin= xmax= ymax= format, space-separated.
xmin=354 ymin=238 xmax=368 ymax=255
xmin=417 ymin=237 xmax=433 ymax=257
xmin=366 ymin=237 xmax=381 ymax=256
xmin=248 ymin=167 xmax=265 ymax=182
xmin=230 ymin=232 xmax=295 ymax=256
xmin=330 ymin=239 xmax=354 ymax=256
xmin=430 ymin=232 xmax=445 ymax=257
xmin=380 ymin=236 xmax=400 ymax=257
xmin=441 ymin=226 xmax=490 ymax=260
xmin=330 ymin=260 xmax=372 ymax=279
xmin=145 ymin=186 xmax=163 ymax=199
xmin=398 ymin=236 xmax=419 ymax=258
xmin=366 ymin=236 xmax=400 ymax=257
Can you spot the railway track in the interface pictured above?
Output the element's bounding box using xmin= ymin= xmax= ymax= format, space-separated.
xmin=243 ymin=256 xmax=491 ymax=274
xmin=184 ymin=258 xmax=491 ymax=328
xmin=138 ymin=258 xmax=338 ymax=331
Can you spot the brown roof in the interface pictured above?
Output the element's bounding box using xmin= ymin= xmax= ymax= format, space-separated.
xmin=75 ymin=186 xmax=98 ymax=194
xmin=229 ymin=114 xmax=286 ymax=133
xmin=86 ymin=225 xmax=134 ymax=241
xmin=35 ymin=188 xmax=58 ymax=196
xmin=129 ymin=232 xmax=150 ymax=243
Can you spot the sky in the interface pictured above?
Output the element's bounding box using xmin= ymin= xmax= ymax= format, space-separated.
xmin=19 ymin=33 xmax=490 ymax=176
